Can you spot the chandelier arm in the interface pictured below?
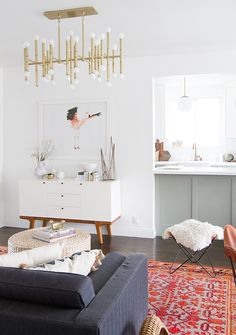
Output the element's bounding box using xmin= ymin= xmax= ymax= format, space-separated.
xmin=91 ymin=36 xmax=94 ymax=74
xmin=112 ymin=49 xmax=115 ymax=74
xmin=70 ymin=35 xmax=73 ymax=84
xmin=119 ymin=37 xmax=123 ymax=74
xmin=28 ymin=54 xmax=120 ymax=67
xmin=66 ymin=39 xmax=69 ymax=77
xmin=35 ymin=39 xmax=39 ymax=87
xmin=58 ymin=15 xmax=61 ymax=63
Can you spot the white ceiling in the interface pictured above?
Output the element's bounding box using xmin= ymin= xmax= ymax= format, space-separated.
xmin=2 ymin=0 xmax=236 ymax=67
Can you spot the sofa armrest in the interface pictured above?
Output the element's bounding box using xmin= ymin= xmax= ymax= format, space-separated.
xmin=76 ymin=253 xmax=148 ymax=335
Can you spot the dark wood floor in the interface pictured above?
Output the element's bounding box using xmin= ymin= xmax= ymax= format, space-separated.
xmin=0 ymin=227 xmax=230 ymax=268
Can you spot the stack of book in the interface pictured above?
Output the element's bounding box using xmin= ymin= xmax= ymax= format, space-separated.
xmin=33 ymin=226 xmax=76 ymax=243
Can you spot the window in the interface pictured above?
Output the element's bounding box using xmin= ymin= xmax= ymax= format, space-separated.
xmin=165 ymin=98 xmax=222 ymax=147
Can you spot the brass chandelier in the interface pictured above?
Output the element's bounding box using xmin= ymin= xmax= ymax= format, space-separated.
xmin=23 ymin=7 xmax=124 ymax=88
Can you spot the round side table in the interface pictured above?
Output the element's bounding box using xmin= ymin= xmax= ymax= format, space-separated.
xmin=8 ymin=228 xmax=91 ymax=257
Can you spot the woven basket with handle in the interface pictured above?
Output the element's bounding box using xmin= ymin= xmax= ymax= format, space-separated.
xmin=139 ymin=315 xmax=169 ymax=335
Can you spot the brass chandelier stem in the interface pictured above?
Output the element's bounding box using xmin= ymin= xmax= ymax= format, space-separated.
xmin=106 ymin=31 xmax=110 ymax=82
xmin=35 ymin=38 xmax=39 ymax=87
xmin=82 ymin=11 xmax=85 ymax=60
xmin=58 ymin=15 xmax=61 ymax=63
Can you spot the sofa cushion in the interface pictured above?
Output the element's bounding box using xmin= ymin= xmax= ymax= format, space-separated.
xmin=0 ymin=267 xmax=95 ymax=308
xmin=0 ymin=243 xmax=63 ymax=268
xmin=88 ymin=251 xmax=126 ymax=293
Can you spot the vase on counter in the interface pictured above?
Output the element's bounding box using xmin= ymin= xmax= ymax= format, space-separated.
xmin=35 ymin=160 xmax=48 ymax=178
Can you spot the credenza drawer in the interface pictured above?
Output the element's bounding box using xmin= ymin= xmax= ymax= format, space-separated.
xmin=47 ymin=193 xmax=80 ymax=207
xmin=47 ymin=206 xmax=80 ymax=219
xmin=42 ymin=181 xmax=83 ymax=194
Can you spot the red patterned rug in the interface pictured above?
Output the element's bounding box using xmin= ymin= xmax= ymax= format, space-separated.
xmin=0 ymin=246 xmax=7 ymax=255
xmin=148 ymin=260 xmax=235 ymax=335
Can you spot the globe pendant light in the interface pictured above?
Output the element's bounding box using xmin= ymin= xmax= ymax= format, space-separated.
xmin=178 ymin=77 xmax=193 ymax=112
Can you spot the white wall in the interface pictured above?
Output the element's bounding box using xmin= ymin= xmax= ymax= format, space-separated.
xmin=0 ymin=68 xmax=3 ymax=226
xmin=3 ymin=49 xmax=236 ymax=237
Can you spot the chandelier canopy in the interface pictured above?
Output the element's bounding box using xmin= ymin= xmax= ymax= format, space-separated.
xmin=23 ymin=7 xmax=124 ymax=88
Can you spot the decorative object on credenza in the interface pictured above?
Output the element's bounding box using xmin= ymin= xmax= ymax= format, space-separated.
xmin=48 ymin=220 xmax=66 ymax=231
xmin=67 ymin=107 xmax=101 ymax=150
xmin=101 ymin=137 xmax=116 ymax=180
xmin=155 ymin=139 xmax=171 ymax=161
xmin=81 ymin=162 xmax=100 ymax=181
xmin=45 ymin=173 xmax=55 ymax=180
xmin=23 ymin=7 xmax=124 ymax=88
xmin=31 ymin=139 xmax=55 ymax=178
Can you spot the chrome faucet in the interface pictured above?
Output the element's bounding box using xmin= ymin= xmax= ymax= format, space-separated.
xmin=193 ymin=143 xmax=202 ymax=161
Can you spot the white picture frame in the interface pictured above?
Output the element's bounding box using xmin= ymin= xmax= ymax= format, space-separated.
xmin=38 ymin=100 xmax=111 ymax=160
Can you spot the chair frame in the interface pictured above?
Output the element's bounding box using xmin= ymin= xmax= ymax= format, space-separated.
xmin=228 ymin=256 xmax=236 ymax=285
xmin=169 ymin=234 xmax=216 ymax=277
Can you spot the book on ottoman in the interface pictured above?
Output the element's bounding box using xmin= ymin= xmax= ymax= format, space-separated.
xmin=33 ymin=227 xmax=76 ymax=243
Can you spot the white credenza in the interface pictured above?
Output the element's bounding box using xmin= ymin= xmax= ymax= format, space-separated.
xmin=19 ymin=179 xmax=121 ymax=244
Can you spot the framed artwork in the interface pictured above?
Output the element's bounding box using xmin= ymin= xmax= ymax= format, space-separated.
xmin=38 ymin=100 xmax=110 ymax=160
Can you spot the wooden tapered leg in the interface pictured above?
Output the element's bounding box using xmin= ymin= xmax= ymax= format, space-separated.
xmin=95 ymin=222 xmax=103 ymax=245
xmin=29 ymin=218 xmax=35 ymax=229
xmin=42 ymin=219 xmax=48 ymax=227
xmin=106 ymin=224 xmax=112 ymax=237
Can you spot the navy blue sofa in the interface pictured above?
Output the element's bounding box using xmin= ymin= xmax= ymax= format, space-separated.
xmin=0 ymin=252 xmax=148 ymax=335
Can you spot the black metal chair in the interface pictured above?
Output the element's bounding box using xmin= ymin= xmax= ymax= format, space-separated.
xmin=169 ymin=233 xmax=216 ymax=277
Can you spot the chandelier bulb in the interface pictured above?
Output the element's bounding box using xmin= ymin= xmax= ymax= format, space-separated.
xmin=48 ymin=69 xmax=54 ymax=75
xmin=70 ymin=83 xmax=75 ymax=89
xmin=49 ymin=39 xmax=54 ymax=46
xmin=23 ymin=42 xmax=30 ymax=48
xmin=90 ymin=32 xmax=95 ymax=38
xmin=42 ymin=77 xmax=49 ymax=83
xmin=24 ymin=80 xmax=30 ymax=86
xmin=66 ymin=75 xmax=70 ymax=81
xmin=91 ymin=73 xmax=96 ymax=80
xmin=100 ymin=34 xmax=105 ymax=40
xmin=66 ymin=35 xmax=70 ymax=41
xmin=113 ymin=73 xmax=117 ymax=79
xmin=74 ymin=79 xmax=79 ymax=85
xmin=101 ymin=65 xmax=106 ymax=72
xmin=74 ymin=67 xmax=80 ymax=74
xmin=119 ymin=33 xmax=124 ymax=39
xmin=120 ymin=73 xmax=125 ymax=80
xmin=95 ymin=40 xmax=100 ymax=46
xmin=34 ymin=35 xmax=39 ymax=41
xmin=41 ymin=38 xmax=46 ymax=44
xmin=106 ymin=81 xmax=112 ymax=87
xmin=98 ymin=77 xmax=102 ymax=83
xmin=69 ymin=31 xmax=74 ymax=37
xmin=106 ymin=27 xmax=112 ymax=33
xmin=52 ymin=80 xmax=56 ymax=86
xmin=24 ymin=71 xmax=31 ymax=78
xmin=112 ymin=44 xmax=117 ymax=51
xmin=74 ymin=36 xmax=79 ymax=43
xmin=94 ymin=70 xmax=99 ymax=76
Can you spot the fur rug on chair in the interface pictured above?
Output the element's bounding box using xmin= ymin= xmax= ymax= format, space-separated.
xmin=162 ymin=219 xmax=223 ymax=251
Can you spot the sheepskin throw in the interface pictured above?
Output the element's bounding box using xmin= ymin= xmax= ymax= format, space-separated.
xmin=162 ymin=219 xmax=223 ymax=251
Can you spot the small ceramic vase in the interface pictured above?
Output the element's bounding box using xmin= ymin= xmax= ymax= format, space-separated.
xmin=35 ymin=161 xmax=47 ymax=178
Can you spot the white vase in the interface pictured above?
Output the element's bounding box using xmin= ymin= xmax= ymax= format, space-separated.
xmin=35 ymin=161 xmax=47 ymax=178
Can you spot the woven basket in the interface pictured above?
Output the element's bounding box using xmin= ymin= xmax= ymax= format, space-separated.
xmin=139 ymin=315 xmax=169 ymax=335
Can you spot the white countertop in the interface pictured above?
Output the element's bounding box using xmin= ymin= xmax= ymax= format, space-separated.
xmin=154 ymin=161 xmax=236 ymax=176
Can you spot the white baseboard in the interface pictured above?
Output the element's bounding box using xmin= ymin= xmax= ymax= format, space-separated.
xmin=4 ymin=220 xmax=155 ymax=239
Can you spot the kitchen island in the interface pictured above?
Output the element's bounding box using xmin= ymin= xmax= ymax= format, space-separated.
xmin=154 ymin=162 xmax=236 ymax=235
